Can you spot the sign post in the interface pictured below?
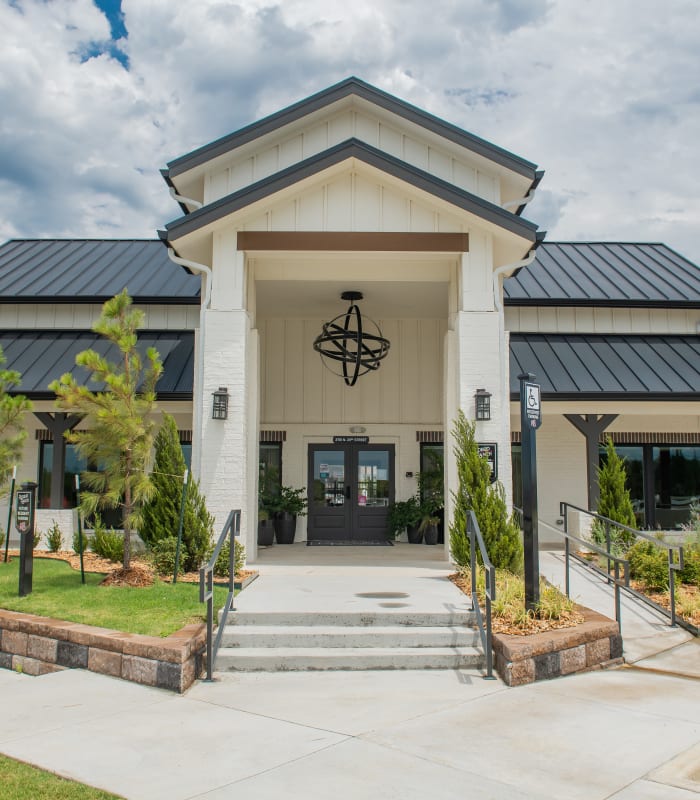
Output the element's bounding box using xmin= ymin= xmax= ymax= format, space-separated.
xmin=518 ymin=373 xmax=541 ymax=611
xmin=15 ymin=481 xmax=37 ymax=597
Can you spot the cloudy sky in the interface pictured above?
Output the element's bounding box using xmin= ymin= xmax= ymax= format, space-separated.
xmin=1 ymin=0 xmax=699 ymax=260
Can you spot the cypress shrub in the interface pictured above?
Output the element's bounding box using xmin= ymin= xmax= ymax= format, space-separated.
xmin=140 ymin=414 xmax=213 ymax=572
xmin=449 ymin=410 xmax=523 ymax=572
xmin=594 ymin=438 xmax=637 ymax=550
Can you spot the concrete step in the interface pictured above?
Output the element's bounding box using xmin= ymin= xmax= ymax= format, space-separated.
xmin=215 ymin=645 xmax=485 ymax=672
xmin=220 ymin=624 xmax=481 ymax=649
xmin=223 ymin=610 xmax=477 ymax=627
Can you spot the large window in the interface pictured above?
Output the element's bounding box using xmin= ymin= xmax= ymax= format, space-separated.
xmin=38 ymin=442 xmax=86 ymax=509
xmin=598 ymin=443 xmax=700 ymax=529
xmin=259 ymin=442 xmax=282 ymax=504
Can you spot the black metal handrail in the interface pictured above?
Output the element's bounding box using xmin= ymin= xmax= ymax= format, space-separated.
xmin=199 ymin=509 xmax=240 ymax=681
xmin=466 ymin=509 xmax=496 ymax=680
xmin=559 ymin=502 xmax=687 ymax=631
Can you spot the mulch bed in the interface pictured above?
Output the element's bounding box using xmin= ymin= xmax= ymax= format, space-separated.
xmin=4 ymin=550 xmax=256 ymax=589
xmin=449 ymin=572 xmax=585 ymax=636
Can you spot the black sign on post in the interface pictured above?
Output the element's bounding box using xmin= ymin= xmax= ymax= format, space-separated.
xmin=477 ymin=443 xmax=498 ymax=483
xmin=16 ymin=482 xmax=37 ymax=597
xmin=518 ymin=374 xmax=540 ymax=611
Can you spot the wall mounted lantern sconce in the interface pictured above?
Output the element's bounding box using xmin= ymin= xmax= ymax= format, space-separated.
xmin=212 ymin=387 xmax=230 ymax=420
xmin=475 ymin=388 xmax=491 ymax=421
xmin=313 ymin=291 xmax=390 ymax=387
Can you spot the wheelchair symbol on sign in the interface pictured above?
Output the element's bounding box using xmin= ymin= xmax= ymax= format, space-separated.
xmin=528 ymin=389 xmax=538 ymax=407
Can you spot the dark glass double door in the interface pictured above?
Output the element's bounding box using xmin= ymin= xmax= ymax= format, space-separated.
xmin=307 ymin=444 xmax=395 ymax=541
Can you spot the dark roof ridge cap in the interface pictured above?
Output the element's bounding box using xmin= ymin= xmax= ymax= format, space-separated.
xmin=164 ymin=76 xmax=538 ymax=180
xmin=164 ymin=137 xmax=539 ymax=242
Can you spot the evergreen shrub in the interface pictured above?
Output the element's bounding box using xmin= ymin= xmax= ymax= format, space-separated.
xmin=211 ymin=540 xmax=246 ymax=578
xmin=46 ymin=520 xmax=63 ymax=552
xmin=90 ymin=515 xmax=124 ymax=562
xmin=593 ymin=438 xmax=637 ymax=551
xmin=449 ymin=410 xmax=522 ymax=572
xmin=150 ymin=537 xmax=188 ymax=577
xmin=140 ymin=414 xmax=213 ymax=571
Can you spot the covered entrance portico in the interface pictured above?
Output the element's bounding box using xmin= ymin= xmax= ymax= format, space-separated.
xmin=159 ymin=78 xmax=543 ymax=561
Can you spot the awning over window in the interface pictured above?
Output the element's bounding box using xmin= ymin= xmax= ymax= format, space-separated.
xmin=510 ymin=334 xmax=700 ymax=400
xmin=0 ymin=331 xmax=194 ymax=399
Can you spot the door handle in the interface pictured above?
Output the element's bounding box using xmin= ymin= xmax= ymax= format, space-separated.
xmin=345 ymin=485 xmax=351 ymax=499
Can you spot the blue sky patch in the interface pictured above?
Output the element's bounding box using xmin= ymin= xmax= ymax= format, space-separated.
xmin=79 ymin=0 xmax=129 ymax=68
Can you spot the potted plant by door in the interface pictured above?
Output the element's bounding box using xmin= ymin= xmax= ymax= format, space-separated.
xmin=272 ymin=486 xmax=308 ymax=544
xmin=419 ymin=508 xmax=440 ymax=545
xmin=257 ymin=508 xmax=275 ymax=546
xmin=387 ymin=495 xmax=422 ymax=543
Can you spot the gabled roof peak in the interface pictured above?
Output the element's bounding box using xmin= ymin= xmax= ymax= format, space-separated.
xmin=165 ymin=77 xmax=538 ymax=181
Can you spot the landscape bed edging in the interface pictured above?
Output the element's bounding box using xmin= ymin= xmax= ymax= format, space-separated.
xmin=0 ymin=609 xmax=206 ymax=693
xmin=492 ymin=606 xmax=623 ymax=686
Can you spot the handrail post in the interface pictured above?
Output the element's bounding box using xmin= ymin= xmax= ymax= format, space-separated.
xmin=469 ymin=514 xmax=476 ymax=600
xmin=605 ymin=520 xmax=612 ymax=585
xmin=485 ymin=564 xmax=495 ymax=679
xmin=614 ymin=559 xmax=621 ymax=633
xmin=564 ymin=536 xmax=570 ymax=598
xmin=206 ymin=568 xmax=214 ymax=681
xmin=669 ymin=547 xmax=676 ymax=627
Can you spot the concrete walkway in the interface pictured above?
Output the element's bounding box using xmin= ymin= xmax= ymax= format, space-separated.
xmin=0 ymin=545 xmax=697 ymax=799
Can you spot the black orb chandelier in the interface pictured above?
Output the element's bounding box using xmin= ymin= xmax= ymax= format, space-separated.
xmin=313 ymin=291 xmax=390 ymax=386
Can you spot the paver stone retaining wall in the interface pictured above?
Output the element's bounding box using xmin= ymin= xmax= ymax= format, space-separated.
xmin=0 ymin=609 xmax=205 ymax=693
xmin=493 ymin=607 xmax=623 ymax=686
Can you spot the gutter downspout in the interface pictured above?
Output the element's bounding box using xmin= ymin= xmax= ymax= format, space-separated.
xmin=168 ymin=187 xmax=203 ymax=211
xmin=502 ymin=190 xmax=536 ymax=211
xmin=492 ymin=249 xmax=538 ymax=496
xmin=165 ymin=248 xmax=212 ymax=478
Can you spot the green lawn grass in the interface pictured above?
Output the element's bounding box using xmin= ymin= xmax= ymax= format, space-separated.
xmin=0 ymin=754 xmax=122 ymax=799
xmin=0 ymin=557 xmax=228 ymax=637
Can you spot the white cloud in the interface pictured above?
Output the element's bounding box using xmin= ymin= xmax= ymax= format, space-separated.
xmin=0 ymin=0 xmax=698 ymax=260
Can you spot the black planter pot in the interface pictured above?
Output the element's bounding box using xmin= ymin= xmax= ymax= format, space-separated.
xmin=274 ymin=512 xmax=297 ymax=544
xmin=407 ymin=525 xmax=423 ymax=544
xmin=423 ymin=523 xmax=439 ymax=545
xmin=258 ymin=519 xmax=275 ymax=546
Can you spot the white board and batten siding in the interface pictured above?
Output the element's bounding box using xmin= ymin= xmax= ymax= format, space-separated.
xmin=259 ymin=318 xmax=446 ymax=425
xmin=505 ymin=306 xmax=700 ymax=336
xmin=202 ymin=107 xmax=503 ymax=208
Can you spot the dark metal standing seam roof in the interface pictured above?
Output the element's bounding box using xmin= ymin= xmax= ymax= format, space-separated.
xmin=504 ymin=242 xmax=700 ymax=306
xmin=163 ymin=138 xmax=541 ymax=244
xmin=509 ymin=334 xmax=700 ymax=399
xmin=0 ymin=240 xmax=201 ymax=303
xmin=0 ymin=331 xmax=194 ymax=399
xmin=165 ymin=76 xmax=539 ymax=181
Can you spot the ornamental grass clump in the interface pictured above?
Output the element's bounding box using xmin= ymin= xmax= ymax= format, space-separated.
xmin=455 ymin=565 xmax=582 ymax=634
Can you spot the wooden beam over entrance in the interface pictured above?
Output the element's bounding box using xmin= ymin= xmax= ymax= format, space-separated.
xmin=237 ymin=231 xmax=469 ymax=252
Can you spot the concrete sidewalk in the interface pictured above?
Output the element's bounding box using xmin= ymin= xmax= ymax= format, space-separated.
xmin=1 ymin=662 xmax=698 ymax=799
xmin=0 ymin=546 xmax=697 ymax=799
xmin=540 ymin=551 xmax=699 ymax=678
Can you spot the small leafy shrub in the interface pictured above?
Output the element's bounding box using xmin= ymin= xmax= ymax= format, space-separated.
xmin=150 ymin=537 xmax=189 ymax=577
xmin=211 ymin=539 xmax=246 ymax=578
xmin=90 ymin=515 xmax=124 ymax=563
xmin=0 ymin=524 xmax=4 ymax=548
xmin=627 ymin=540 xmax=668 ymax=591
xmin=678 ymin=545 xmax=700 ymax=587
xmin=45 ymin=520 xmax=63 ymax=553
xmin=590 ymin=520 xmax=634 ymax=556
xmin=72 ymin=528 xmax=88 ymax=555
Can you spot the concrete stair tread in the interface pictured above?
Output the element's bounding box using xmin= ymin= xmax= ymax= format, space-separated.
xmin=225 ymin=611 xmax=476 ymax=626
xmin=222 ymin=624 xmax=478 ymax=635
xmin=215 ymin=644 xmax=485 ymax=670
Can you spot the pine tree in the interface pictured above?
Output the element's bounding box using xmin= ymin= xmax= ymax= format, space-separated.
xmin=140 ymin=413 xmax=213 ymax=571
xmin=596 ymin=438 xmax=637 ymax=549
xmin=49 ymin=290 xmax=162 ymax=571
xmin=449 ymin=410 xmax=523 ymax=572
xmin=0 ymin=346 xmax=32 ymax=493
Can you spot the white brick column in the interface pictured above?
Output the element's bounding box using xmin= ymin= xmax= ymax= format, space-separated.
xmin=198 ymin=309 xmax=254 ymax=548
